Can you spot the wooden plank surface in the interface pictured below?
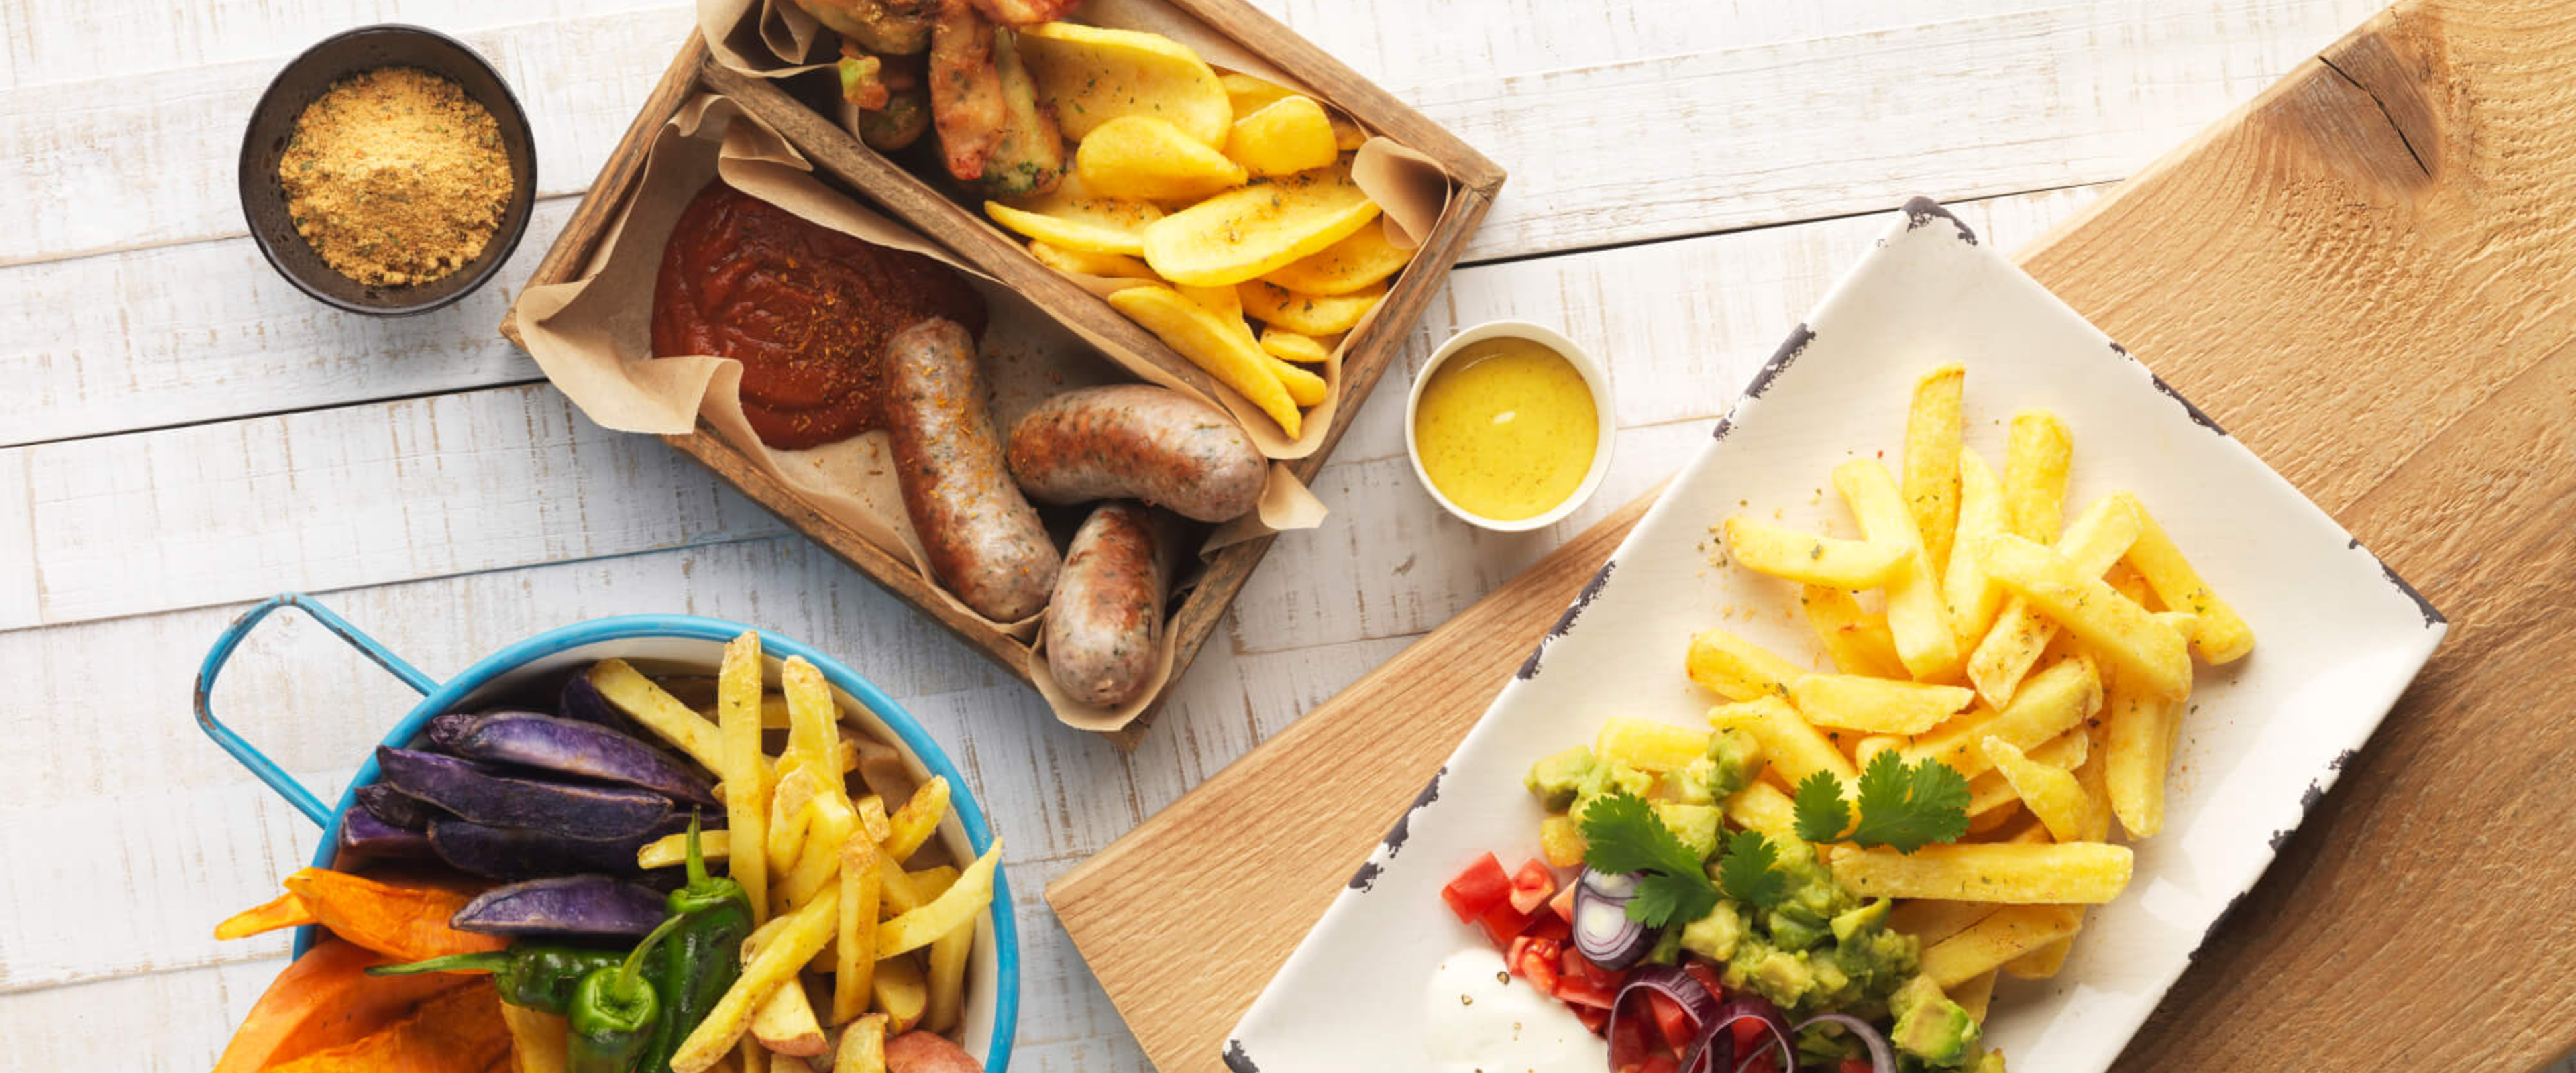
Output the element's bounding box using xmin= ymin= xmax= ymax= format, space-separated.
xmin=1047 ymin=3 xmax=2576 ymax=1070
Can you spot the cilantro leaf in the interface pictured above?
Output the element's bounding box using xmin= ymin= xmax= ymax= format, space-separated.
xmin=1579 ymin=791 xmax=1719 ymax=927
xmin=1791 ymin=770 xmax=1852 ymax=844
xmin=1845 ymin=750 xmax=1973 ymax=852
xmin=1715 ymin=829 xmax=1788 ymax=910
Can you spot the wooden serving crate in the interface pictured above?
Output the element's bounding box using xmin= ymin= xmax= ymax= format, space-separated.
xmin=502 ymin=15 xmax=1503 ymax=746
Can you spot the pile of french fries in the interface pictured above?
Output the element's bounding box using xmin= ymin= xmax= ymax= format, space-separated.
xmin=588 ymin=634 xmax=1001 ymax=1073
xmin=1688 ymin=362 xmax=2251 ymax=1010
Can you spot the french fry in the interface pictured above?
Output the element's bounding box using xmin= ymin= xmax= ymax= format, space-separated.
xmin=883 ymin=777 xmax=952 ymax=864
xmin=590 ymin=659 xmax=729 ymax=773
xmin=1709 ymin=697 xmax=1856 ymax=789
xmin=871 ymin=952 xmax=928 ymax=1034
xmin=1790 ymin=674 xmax=1973 ymax=735
xmin=832 ymin=1013 xmax=890 ymax=1073
xmin=1903 ymin=363 xmax=1966 ymax=567
xmin=1919 ymin=905 xmax=2085 ymax=986
xmin=1594 ymin=717 xmax=1710 ymax=773
xmin=1685 ymin=630 xmax=1802 ymax=702
xmin=2004 ymin=408 xmax=2072 ymax=542
xmin=1943 ymin=448 xmax=2008 ymax=648
xmin=2103 ymin=644 xmax=2185 ymax=840
xmin=908 ymin=865 xmax=961 ymax=895
xmin=1832 ymin=459 xmax=1960 ymax=681
xmin=1829 ymin=842 xmax=2133 ymax=904
xmin=855 ymin=795 xmax=893 ymax=845
xmin=1951 ymin=970 xmax=1997 ymax=1022
xmin=2122 ymin=500 xmax=2253 ymax=663
xmin=2003 ymin=911 xmax=2082 ymax=979
xmin=777 ymin=795 xmax=858 ymax=915
xmin=1854 ymin=734 xmax=1906 ymax=767
xmin=1980 ymin=534 xmax=2191 ymax=699
xmin=1904 ymin=656 xmax=2100 ymax=780
xmin=836 ymin=835 xmax=883 ymax=1025
xmin=782 ymin=659 xmax=849 ymax=805
xmin=1964 ymin=729 xmax=2087 ymax=824
xmin=640 ymin=830 xmax=728 ymax=869
xmin=739 ymin=1037 xmax=767 ymax=1073
xmin=877 ymin=843 xmax=1002 ymax=959
xmin=1888 ymin=899 xmax=1997 ymax=947
xmin=924 ymin=921 xmax=973 ymax=1035
xmin=1980 ymin=736 xmax=2090 ymax=842
xmin=1964 ymin=799 xmax=2021 ymax=834
xmin=672 ymin=885 xmax=839 ymax=1073
xmin=767 ymin=765 xmax=828 ymax=872
xmin=878 ymin=858 xmax=928 ymax=915
xmin=1721 ymin=779 xmax=1802 ymax=840
xmin=749 ymin=977 xmax=828 ymax=1056
xmin=1964 ymin=494 xmax=2142 ymax=708
xmin=1722 ymin=517 xmax=1908 ymax=589
xmin=1800 ymin=585 xmax=1907 ymax=679
xmin=718 ymin=633 xmax=772 ymax=926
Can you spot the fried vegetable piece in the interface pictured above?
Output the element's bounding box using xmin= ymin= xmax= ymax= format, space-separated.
xmin=2121 ymin=499 xmax=2254 ymax=664
xmin=282 ymin=868 xmax=508 ymax=962
xmin=1076 ymin=115 xmax=1246 ymax=201
xmin=1261 ymin=222 xmax=1407 ymax=296
xmin=1829 ymin=842 xmax=2133 ymax=904
xmin=1917 ymin=905 xmax=2085 ymax=987
xmin=1016 ymin=22 xmax=1232 ymax=146
xmin=1723 ymin=516 xmax=1908 ymax=589
xmin=926 ymin=0 xmax=1004 ymax=182
xmin=1833 ymin=458 xmax=1961 ymax=680
xmin=796 ymin=0 xmax=936 ymax=54
xmin=1238 ymin=278 xmax=1383 ymax=335
xmin=1108 ymin=284 xmax=1301 ymax=436
xmin=1142 ymin=165 xmax=1379 ymax=286
xmin=265 ymin=980 xmax=511 ymax=1073
xmin=214 ymin=937 xmax=476 ymax=1073
xmin=1226 ymin=95 xmax=1338 ymax=176
xmin=965 ymin=30 xmax=1065 ymax=197
xmin=839 ymin=53 xmax=890 ymax=109
xmin=1904 ymin=363 xmax=1966 ymax=567
xmin=2004 ymin=408 xmax=2073 ymax=542
xmin=967 ymin=0 xmax=1079 ymax=26
xmin=984 ymin=172 xmax=1165 ymax=256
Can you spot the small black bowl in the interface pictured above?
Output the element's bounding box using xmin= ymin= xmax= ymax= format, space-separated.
xmin=239 ymin=25 xmax=537 ymax=317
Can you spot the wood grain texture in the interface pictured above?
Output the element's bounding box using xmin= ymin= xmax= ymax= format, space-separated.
xmin=1049 ymin=2 xmax=2576 ymax=1069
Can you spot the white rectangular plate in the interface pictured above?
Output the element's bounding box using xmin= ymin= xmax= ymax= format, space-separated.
xmin=1226 ymin=199 xmax=2445 ymax=1073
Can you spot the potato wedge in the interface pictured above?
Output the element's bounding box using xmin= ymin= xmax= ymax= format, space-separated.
xmin=1141 ymin=165 xmax=1379 ymax=286
xmin=718 ymin=633 xmax=771 ymax=925
xmin=1980 ymin=736 xmax=2090 ymax=842
xmin=1108 ymin=285 xmax=1300 ymax=435
xmin=1708 ymin=696 xmax=1856 ymax=790
xmin=1179 ymin=282 xmax=1246 ymax=324
xmin=1075 ymin=115 xmax=1248 ymax=201
xmin=1238 ymin=278 xmax=1383 ymax=335
xmin=1943 ymin=448 xmax=2008 ymax=648
xmin=672 ymin=886 xmax=839 ymax=1073
xmin=2122 ymin=499 xmax=2253 ymax=664
xmin=1832 ymin=459 xmax=1960 ymax=680
xmin=871 ymin=952 xmax=928 ymax=1034
xmin=1980 ymin=534 xmax=2191 ymax=699
xmin=1800 ymin=585 xmax=1906 ymax=679
xmin=1266 ymin=353 xmax=1328 ymax=406
xmin=1904 ymin=363 xmax=1966 ymax=567
xmin=1965 ymin=494 xmax=2142 ymax=709
xmin=1258 ymin=327 xmax=1335 ymax=364
xmin=1016 ymin=22 xmax=1231 ymax=146
xmin=1724 ymin=517 xmax=1908 ymax=589
xmin=1261 ymin=221 xmax=1409 ymax=296
xmin=1684 ymin=629 xmax=1803 ymax=702
xmin=833 ymin=1013 xmax=889 ymax=1073
xmin=1219 ymin=72 xmax=1365 ymax=149
xmin=2004 ymin=408 xmax=2073 ymax=542
xmin=984 ymin=174 xmax=1166 ymax=256
xmin=750 ymin=977 xmax=827 ymax=1056
xmin=1226 ymin=95 xmax=1339 ymax=176
xmin=1829 ymin=842 xmax=2133 ymax=904
xmin=1790 ymin=674 xmax=1973 ymax=735
xmin=1027 ymin=239 xmax=1158 ymax=280
xmin=1919 ymin=905 xmax=2085 ymax=986
xmin=1904 ymin=656 xmax=2100 ymax=780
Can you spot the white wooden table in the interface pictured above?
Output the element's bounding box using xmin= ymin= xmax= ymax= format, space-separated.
xmin=7 ymin=1 xmax=2569 ymax=1069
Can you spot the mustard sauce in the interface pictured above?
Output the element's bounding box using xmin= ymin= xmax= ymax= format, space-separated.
xmin=1413 ymin=337 xmax=1600 ymax=521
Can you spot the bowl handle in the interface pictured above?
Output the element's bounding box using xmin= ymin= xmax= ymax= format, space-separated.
xmin=193 ymin=593 xmax=441 ymax=826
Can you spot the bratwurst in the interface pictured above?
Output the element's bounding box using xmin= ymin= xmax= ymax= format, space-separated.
xmin=1044 ymin=502 xmax=1165 ymax=707
xmin=1004 ymin=384 xmax=1268 ymax=522
xmin=883 ymin=318 xmax=1059 ymax=621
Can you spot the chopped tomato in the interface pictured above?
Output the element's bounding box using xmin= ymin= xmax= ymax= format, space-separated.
xmin=1646 ymin=991 xmax=1696 ymax=1050
xmin=1553 ymin=950 xmax=1623 ymax=1009
xmin=1607 ymin=1005 xmax=1657 ymax=1073
xmin=1633 ymin=1055 xmax=1680 ymax=1073
xmin=1509 ymin=937 xmax=1562 ymax=994
xmin=1572 ymin=1003 xmax=1610 ymax=1035
xmin=1839 ymin=1059 xmax=1875 ymax=1073
xmin=1476 ymin=899 xmax=1536 ymax=946
xmin=1680 ymin=960 xmax=1724 ymax=997
xmin=1733 ymin=1016 xmax=1772 ymax=1056
xmin=1547 ymin=881 xmax=1578 ymax=923
xmin=1440 ymin=852 xmax=1513 ymax=923
xmin=1507 ymin=858 xmax=1556 ymax=916
xmin=1523 ymin=914 xmax=1570 ymax=944
xmin=1737 ymin=1056 xmax=1781 ymax=1073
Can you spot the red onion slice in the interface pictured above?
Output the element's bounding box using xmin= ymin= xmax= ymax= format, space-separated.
xmin=1607 ymin=964 xmax=1722 ymax=1072
xmin=1572 ymin=868 xmax=1654 ymax=970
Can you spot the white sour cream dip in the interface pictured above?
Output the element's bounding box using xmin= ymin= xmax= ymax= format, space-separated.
xmin=1423 ymin=945 xmax=1599 ymax=1073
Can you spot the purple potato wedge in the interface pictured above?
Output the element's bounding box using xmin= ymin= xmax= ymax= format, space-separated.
xmin=559 ymin=673 xmax=645 ymax=739
xmin=338 ymin=809 xmax=433 ymax=859
xmin=374 ymin=747 xmax=669 ymax=839
xmin=355 ymin=783 xmax=444 ymax=830
xmin=427 ymin=814 xmax=714 ymax=880
xmin=451 ymin=874 xmax=668 ymax=938
xmin=432 ymin=710 xmax=718 ymax=807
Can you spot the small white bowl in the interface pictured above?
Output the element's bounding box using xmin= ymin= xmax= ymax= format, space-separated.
xmin=1403 ymin=320 xmax=1617 ymax=532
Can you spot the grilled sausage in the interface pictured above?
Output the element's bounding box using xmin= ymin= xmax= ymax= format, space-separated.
xmin=1004 ymin=384 xmax=1267 ymax=522
xmin=1044 ymin=502 xmax=1166 ymax=707
xmin=884 ymin=318 xmax=1060 ymax=621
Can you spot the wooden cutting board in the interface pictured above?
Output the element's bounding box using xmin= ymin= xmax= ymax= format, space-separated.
xmin=1049 ymin=2 xmax=2576 ymax=1070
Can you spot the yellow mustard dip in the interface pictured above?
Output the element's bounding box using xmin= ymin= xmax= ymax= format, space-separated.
xmin=1413 ymin=336 xmax=1600 ymax=521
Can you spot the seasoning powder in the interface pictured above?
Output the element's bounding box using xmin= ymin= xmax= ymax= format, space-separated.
xmin=278 ymin=66 xmax=513 ymax=287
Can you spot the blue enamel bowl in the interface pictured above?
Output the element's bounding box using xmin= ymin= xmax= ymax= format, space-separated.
xmin=195 ymin=594 xmax=1017 ymax=1072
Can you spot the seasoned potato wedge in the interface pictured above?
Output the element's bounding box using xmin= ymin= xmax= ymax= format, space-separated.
xmin=1238 ymin=278 xmax=1383 ymax=335
xmin=1220 ymin=72 xmax=1364 ymax=150
xmin=1226 ymin=95 xmax=1338 ymax=177
xmin=984 ymin=173 xmax=1165 ymax=256
xmin=1016 ymin=23 xmax=1231 ymax=146
xmin=1107 ymin=285 xmax=1300 ymax=436
xmin=1257 ymin=327 xmax=1334 ymax=364
xmin=1142 ymin=165 xmax=1379 ymax=286
xmin=1260 ymin=221 xmax=1409 ymax=296
xmin=1026 ymin=239 xmax=1157 ymax=280
xmin=1075 ymin=115 xmax=1246 ymax=201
